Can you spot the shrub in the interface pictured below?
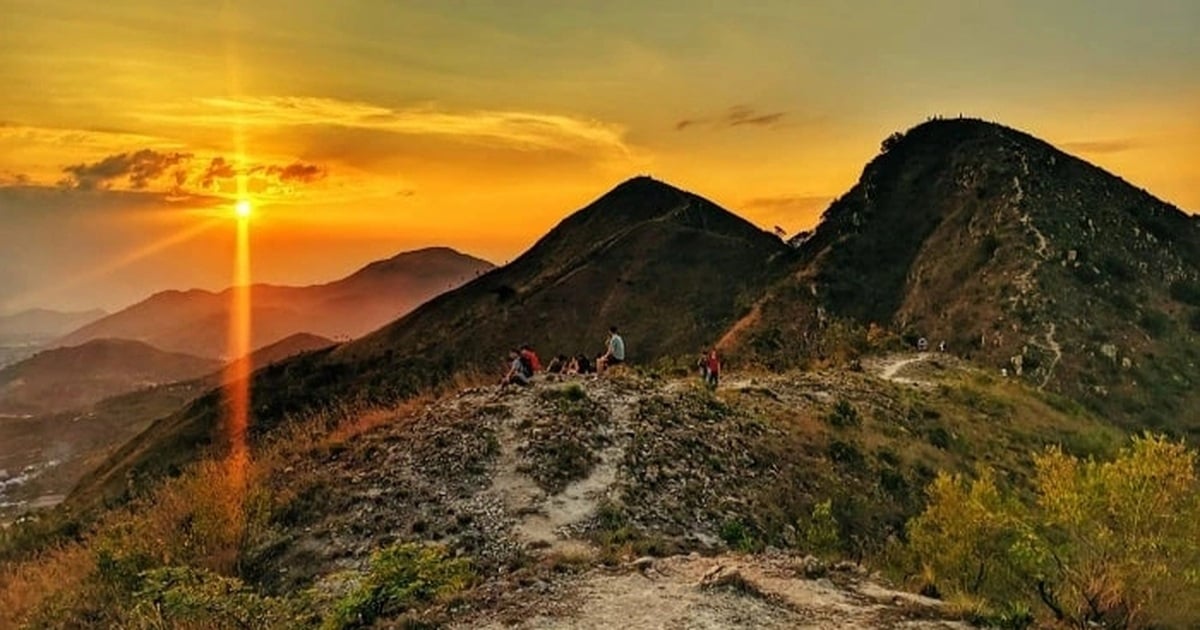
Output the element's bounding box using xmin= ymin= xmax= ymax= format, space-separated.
xmin=904 ymin=435 xmax=1200 ymax=628
xmin=325 ymin=542 xmax=473 ymax=630
xmin=825 ymin=399 xmax=861 ymax=428
xmin=719 ymin=519 xmax=761 ymax=553
xmin=1169 ymin=279 xmax=1200 ymax=306
xmin=801 ymin=500 xmax=840 ymax=557
xmin=129 ymin=566 xmax=302 ymax=629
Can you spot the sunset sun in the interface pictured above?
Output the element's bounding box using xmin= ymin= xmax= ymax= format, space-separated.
xmin=234 ymin=199 xmax=252 ymax=218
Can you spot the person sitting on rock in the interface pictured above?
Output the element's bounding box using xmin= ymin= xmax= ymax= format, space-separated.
xmin=596 ymin=326 xmax=625 ymax=373
xmin=500 ymin=349 xmax=531 ymax=387
xmin=704 ymin=349 xmax=721 ymax=389
xmin=519 ymin=344 xmax=542 ymax=375
xmin=545 ymin=354 xmax=568 ymax=374
xmin=576 ymin=353 xmax=593 ymax=375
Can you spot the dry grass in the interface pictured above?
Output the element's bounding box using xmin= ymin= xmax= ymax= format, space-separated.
xmin=0 ymin=543 xmax=93 ymax=628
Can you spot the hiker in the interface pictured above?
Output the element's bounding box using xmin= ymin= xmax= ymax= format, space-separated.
xmin=576 ymin=353 xmax=593 ymax=375
xmin=696 ymin=350 xmax=710 ymax=381
xmin=704 ymin=349 xmax=721 ymax=389
xmin=545 ymin=354 xmax=568 ymax=374
xmin=596 ymin=326 xmax=625 ymax=373
xmin=938 ymin=340 xmax=947 ymax=353
xmin=499 ymin=349 xmax=531 ymax=387
xmin=519 ymin=344 xmax=542 ymax=374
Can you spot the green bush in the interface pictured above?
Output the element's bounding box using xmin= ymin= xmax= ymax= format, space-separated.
xmin=130 ymin=566 xmax=302 ymax=629
xmin=825 ymin=399 xmax=861 ymax=428
xmin=905 ymin=435 xmax=1200 ymax=628
xmin=802 ymin=500 xmax=840 ymax=557
xmin=325 ymin=542 xmax=473 ymax=630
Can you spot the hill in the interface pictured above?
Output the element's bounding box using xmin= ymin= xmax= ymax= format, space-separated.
xmin=0 ymin=339 xmax=220 ymax=417
xmin=53 ymin=247 xmax=493 ymax=358
xmin=70 ymin=177 xmax=795 ymax=510
xmin=725 ymin=118 xmax=1200 ymax=435
xmin=0 ymin=308 xmax=107 ymax=369
xmin=5 ymin=361 xmax=1126 ymax=627
xmin=0 ymin=308 xmax=107 ymax=342
xmin=0 ymin=333 xmax=335 ymax=522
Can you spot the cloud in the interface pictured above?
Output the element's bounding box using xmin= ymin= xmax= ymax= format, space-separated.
xmin=675 ymin=105 xmax=787 ymax=131
xmin=146 ymin=96 xmax=634 ymax=158
xmin=264 ymin=161 xmax=326 ymax=184
xmin=47 ymin=149 xmax=329 ymax=197
xmin=199 ymin=157 xmax=236 ymax=189
xmin=61 ymin=149 xmax=191 ymax=190
xmin=1059 ymin=139 xmax=1141 ymax=155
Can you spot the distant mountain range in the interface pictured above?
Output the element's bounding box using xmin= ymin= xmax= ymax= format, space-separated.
xmin=53 ymin=247 xmax=494 ymax=358
xmin=0 ymin=338 xmax=220 ymax=417
xmin=71 ymin=118 xmax=1200 ymax=513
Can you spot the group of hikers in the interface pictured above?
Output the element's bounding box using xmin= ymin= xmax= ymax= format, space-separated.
xmin=498 ymin=325 xmax=723 ymax=390
xmin=499 ymin=326 xmax=626 ymax=387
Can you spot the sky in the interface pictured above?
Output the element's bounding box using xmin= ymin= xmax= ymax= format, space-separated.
xmin=1 ymin=0 xmax=1198 ymax=314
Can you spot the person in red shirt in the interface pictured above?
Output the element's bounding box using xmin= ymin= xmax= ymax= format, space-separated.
xmin=705 ymin=349 xmax=721 ymax=389
xmin=520 ymin=344 xmax=542 ymax=374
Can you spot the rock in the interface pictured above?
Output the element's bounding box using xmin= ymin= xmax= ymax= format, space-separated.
xmin=633 ymin=556 xmax=655 ymax=572
xmin=801 ymin=555 xmax=827 ymax=578
xmin=1101 ymin=344 xmax=1118 ymax=361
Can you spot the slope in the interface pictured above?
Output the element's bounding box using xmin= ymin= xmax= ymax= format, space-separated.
xmin=727 ymin=118 xmax=1200 ymax=434
xmin=0 ymin=332 xmax=336 ymax=521
xmin=70 ymin=176 xmax=794 ymax=510
xmin=53 ymin=247 xmax=493 ymax=358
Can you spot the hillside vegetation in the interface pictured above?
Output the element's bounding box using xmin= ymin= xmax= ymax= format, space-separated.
xmin=5 ymin=357 xmax=1165 ymax=628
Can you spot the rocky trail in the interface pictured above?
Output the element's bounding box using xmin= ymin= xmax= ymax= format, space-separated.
xmin=870 ymin=353 xmax=935 ymax=386
xmin=464 ymin=553 xmax=967 ymax=629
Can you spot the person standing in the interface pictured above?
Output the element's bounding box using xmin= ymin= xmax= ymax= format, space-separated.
xmin=704 ymin=349 xmax=721 ymax=389
xmin=597 ymin=326 xmax=625 ymax=373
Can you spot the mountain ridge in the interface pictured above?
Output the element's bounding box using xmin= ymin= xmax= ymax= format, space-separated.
xmin=53 ymin=247 xmax=494 ymax=358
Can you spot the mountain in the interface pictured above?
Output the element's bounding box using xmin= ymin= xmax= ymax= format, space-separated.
xmin=725 ymin=118 xmax=1200 ymax=434
xmin=0 ymin=332 xmax=335 ymax=521
xmin=71 ymin=177 xmax=795 ymax=508
xmin=0 ymin=308 xmax=107 ymax=341
xmin=0 ymin=338 xmax=221 ymax=417
xmin=53 ymin=247 xmax=494 ymax=358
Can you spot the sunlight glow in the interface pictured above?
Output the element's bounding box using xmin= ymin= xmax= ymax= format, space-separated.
xmin=221 ymin=0 xmax=253 ymax=504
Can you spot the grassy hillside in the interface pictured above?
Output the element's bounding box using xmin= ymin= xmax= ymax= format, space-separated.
xmin=1 ymin=359 xmax=1138 ymax=628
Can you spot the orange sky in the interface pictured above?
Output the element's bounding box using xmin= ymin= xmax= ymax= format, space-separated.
xmin=2 ymin=0 xmax=1198 ymax=313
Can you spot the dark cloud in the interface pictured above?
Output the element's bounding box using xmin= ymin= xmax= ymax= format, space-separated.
xmin=1059 ymin=139 xmax=1140 ymax=155
xmin=199 ymin=157 xmax=237 ymax=189
xmin=725 ymin=105 xmax=785 ymax=127
xmin=61 ymin=149 xmax=192 ymax=190
xmin=267 ymin=161 xmax=326 ymax=184
xmin=45 ymin=150 xmax=329 ymax=194
xmin=675 ymin=105 xmax=787 ymax=132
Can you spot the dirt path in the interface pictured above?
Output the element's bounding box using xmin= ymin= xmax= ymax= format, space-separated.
xmin=486 ymin=386 xmax=636 ymax=553
xmin=465 ymin=554 xmax=969 ymax=629
xmin=1038 ymin=322 xmax=1062 ymax=390
xmin=874 ymin=354 xmax=932 ymax=386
